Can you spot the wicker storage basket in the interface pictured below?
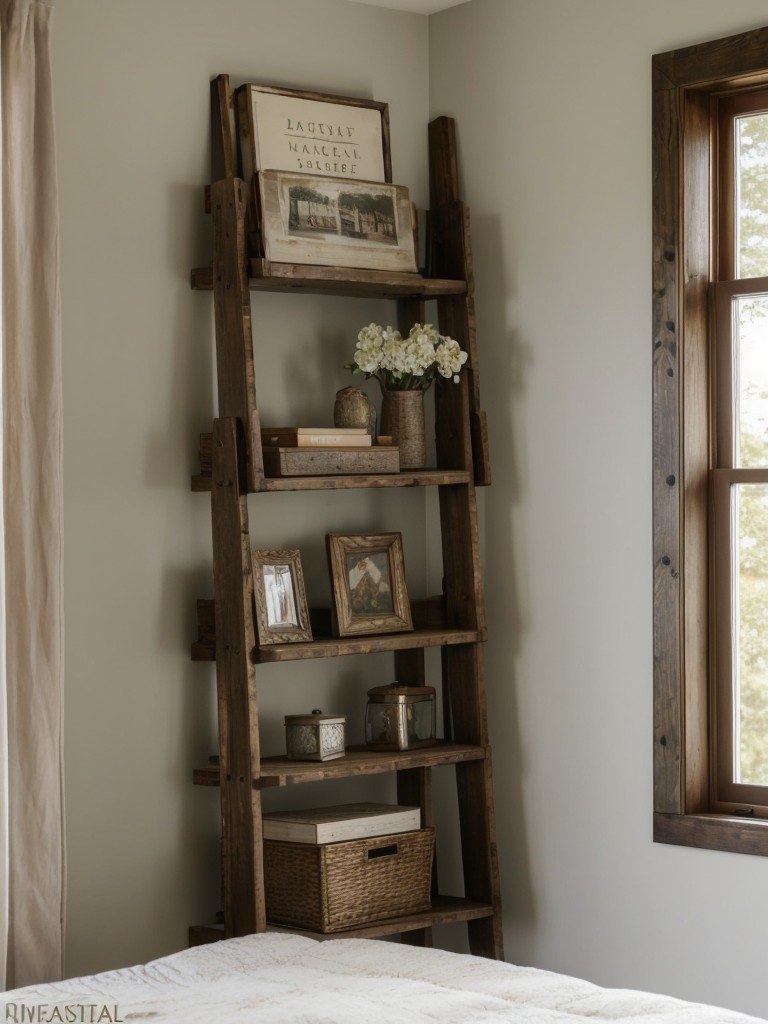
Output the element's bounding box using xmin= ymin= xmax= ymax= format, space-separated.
xmin=264 ymin=827 xmax=434 ymax=933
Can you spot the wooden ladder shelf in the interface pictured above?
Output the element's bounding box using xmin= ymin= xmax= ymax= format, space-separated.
xmin=190 ymin=75 xmax=503 ymax=959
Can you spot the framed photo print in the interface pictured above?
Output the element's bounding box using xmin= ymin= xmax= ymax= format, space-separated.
xmin=252 ymin=548 xmax=313 ymax=645
xmin=236 ymin=83 xmax=391 ymax=185
xmin=258 ymin=170 xmax=417 ymax=273
xmin=326 ymin=532 xmax=413 ymax=638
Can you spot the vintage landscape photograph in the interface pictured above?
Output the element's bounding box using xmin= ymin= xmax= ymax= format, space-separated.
xmin=259 ymin=170 xmax=417 ymax=272
xmin=287 ymin=180 xmax=398 ymax=246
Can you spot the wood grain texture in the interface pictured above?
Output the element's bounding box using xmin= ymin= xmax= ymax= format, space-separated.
xmin=193 ymin=743 xmax=488 ymax=789
xmin=653 ymin=26 xmax=768 ymax=90
xmin=651 ymin=70 xmax=685 ymax=816
xmin=262 ymin=446 xmax=399 ymax=477
xmin=652 ymin=67 xmax=713 ymax=817
xmin=458 ymin=756 xmax=504 ymax=958
xmin=396 ymin=766 xmax=436 ymax=947
xmin=654 ymin=812 xmax=768 ymax=856
xmin=210 ymin=417 xmax=264 ymax=936
xmin=190 ymin=896 xmax=492 ymax=946
xmin=428 ymin=117 xmax=459 ymax=209
xmin=192 ymin=465 xmax=472 ymax=493
xmin=652 ymin=30 xmax=768 ymax=838
xmin=252 ymin=548 xmax=313 ymax=645
xmin=269 ymin=895 xmax=493 ymax=941
xmin=211 ymin=178 xmax=263 ymax=492
xmin=428 ymin=116 xmax=491 ymax=486
xmin=192 ymin=261 xmax=466 ymax=298
xmin=210 ymin=75 xmax=236 ymax=181
xmin=191 ymin=597 xmax=467 ymax=663
xmin=326 ymin=532 xmax=413 ymax=638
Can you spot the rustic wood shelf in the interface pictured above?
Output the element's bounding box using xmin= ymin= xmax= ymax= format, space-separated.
xmin=192 ymin=467 xmax=472 ymax=493
xmin=191 ymin=597 xmax=470 ymax=663
xmin=191 ymin=261 xmax=467 ymax=299
xmin=193 ymin=743 xmax=489 ymax=789
xmin=272 ymin=896 xmax=496 ymax=939
xmin=255 ymin=628 xmax=485 ymax=663
xmin=193 ymin=625 xmax=484 ymax=663
xmin=189 ymin=896 xmax=494 ymax=947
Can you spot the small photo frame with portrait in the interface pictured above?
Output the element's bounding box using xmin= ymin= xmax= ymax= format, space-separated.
xmin=326 ymin=532 xmax=413 ymax=638
xmin=252 ymin=548 xmax=313 ymax=645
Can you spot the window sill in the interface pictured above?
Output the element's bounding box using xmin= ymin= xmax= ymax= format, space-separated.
xmin=654 ymin=812 xmax=768 ymax=857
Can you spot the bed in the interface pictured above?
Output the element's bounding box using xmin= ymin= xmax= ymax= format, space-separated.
xmin=2 ymin=933 xmax=764 ymax=1024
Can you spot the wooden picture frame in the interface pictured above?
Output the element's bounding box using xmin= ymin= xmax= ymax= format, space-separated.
xmin=258 ymin=170 xmax=417 ymax=273
xmin=252 ymin=548 xmax=313 ymax=645
xmin=326 ymin=533 xmax=413 ymax=637
xmin=236 ymin=83 xmax=391 ymax=185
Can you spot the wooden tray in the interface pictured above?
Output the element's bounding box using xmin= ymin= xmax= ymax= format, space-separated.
xmin=262 ymin=445 xmax=399 ymax=477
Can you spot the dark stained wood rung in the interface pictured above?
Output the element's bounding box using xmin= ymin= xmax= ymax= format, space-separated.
xmin=192 ymin=596 xmax=478 ymax=664
xmin=268 ymin=896 xmax=494 ymax=939
xmin=191 ymin=598 xmax=216 ymax=661
xmin=189 ymin=896 xmax=493 ymax=947
xmin=193 ymin=624 xmax=485 ymax=664
xmin=192 ymin=464 xmax=473 ymax=492
xmin=192 ymin=431 xmax=472 ymax=492
xmin=256 ymin=628 xmax=485 ymax=663
xmin=191 ymin=262 xmax=466 ymax=299
xmin=193 ymin=743 xmax=489 ymax=789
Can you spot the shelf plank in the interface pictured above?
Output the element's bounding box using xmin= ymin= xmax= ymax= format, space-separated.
xmin=261 ymin=468 xmax=470 ymax=490
xmin=255 ymin=627 xmax=485 ymax=663
xmin=269 ymin=896 xmax=494 ymax=940
xmin=193 ymin=743 xmax=488 ymax=789
xmin=193 ymin=626 xmax=483 ymax=664
xmin=191 ymin=262 xmax=467 ymax=299
xmin=192 ymin=598 xmax=461 ymax=663
xmin=188 ymin=896 xmax=493 ymax=946
xmin=192 ymin=468 xmax=471 ymax=492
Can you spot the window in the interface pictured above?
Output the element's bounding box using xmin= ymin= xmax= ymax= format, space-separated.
xmin=653 ymin=26 xmax=768 ymax=854
xmin=712 ymin=93 xmax=768 ymax=813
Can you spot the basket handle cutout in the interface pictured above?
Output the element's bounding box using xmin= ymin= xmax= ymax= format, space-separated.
xmin=367 ymin=843 xmax=398 ymax=860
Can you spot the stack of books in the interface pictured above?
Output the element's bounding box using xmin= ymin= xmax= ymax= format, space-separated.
xmin=262 ymin=801 xmax=421 ymax=844
xmin=261 ymin=426 xmax=372 ymax=449
xmin=260 ymin=426 xmax=399 ymax=476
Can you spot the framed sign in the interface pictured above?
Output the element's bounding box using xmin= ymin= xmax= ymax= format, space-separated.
xmin=237 ymin=83 xmax=391 ymax=184
xmin=252 ymin=548 xmax=313 ymax=645
xmin=326 ymin=532 xmax=413 ymax=637
xmin=258 ymin=170 xmax=417 ymax=273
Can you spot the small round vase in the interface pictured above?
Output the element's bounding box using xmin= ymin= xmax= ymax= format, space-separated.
xmin=333 ymin=387 xmax=374 ymax=433
xmin=380 ymin=389 xmax=426 ymax=470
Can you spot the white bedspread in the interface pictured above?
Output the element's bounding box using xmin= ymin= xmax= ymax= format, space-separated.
xmin=2 ymin=933 xmax=764 ymax=1024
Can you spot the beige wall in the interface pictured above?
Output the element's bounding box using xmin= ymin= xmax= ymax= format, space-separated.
xmin=429 ymin=1 xmax=768 ymax=1019
xmin=53 ymin=0 xmax=430 ymax=978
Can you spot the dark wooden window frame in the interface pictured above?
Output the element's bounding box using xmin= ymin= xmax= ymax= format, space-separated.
xmin=653 ymin=25 xmax=768 ymax=855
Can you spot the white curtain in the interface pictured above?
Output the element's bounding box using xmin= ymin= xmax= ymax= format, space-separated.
xmin=0 ymin=0 xmax=64 ymax=989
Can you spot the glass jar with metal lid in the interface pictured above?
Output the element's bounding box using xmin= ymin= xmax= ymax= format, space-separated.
xmin=365 ymin=683 xmax=436 ymax=751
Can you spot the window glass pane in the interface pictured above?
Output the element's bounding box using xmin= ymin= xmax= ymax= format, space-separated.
xmin=734 ymin=293 xmax=768 ymax=467
xmin=736 ymin=112 xmax=768 ymax=278
xmin=733 ymin=483 xmax=768 ymax=785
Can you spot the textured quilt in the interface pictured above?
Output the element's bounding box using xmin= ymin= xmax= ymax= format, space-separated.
xmin=2 ymin=932 xmax=764 ymax=1024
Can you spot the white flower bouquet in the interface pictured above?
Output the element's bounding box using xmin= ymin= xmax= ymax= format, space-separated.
xmin=349 ymin=322 xmax=468 ymax=391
